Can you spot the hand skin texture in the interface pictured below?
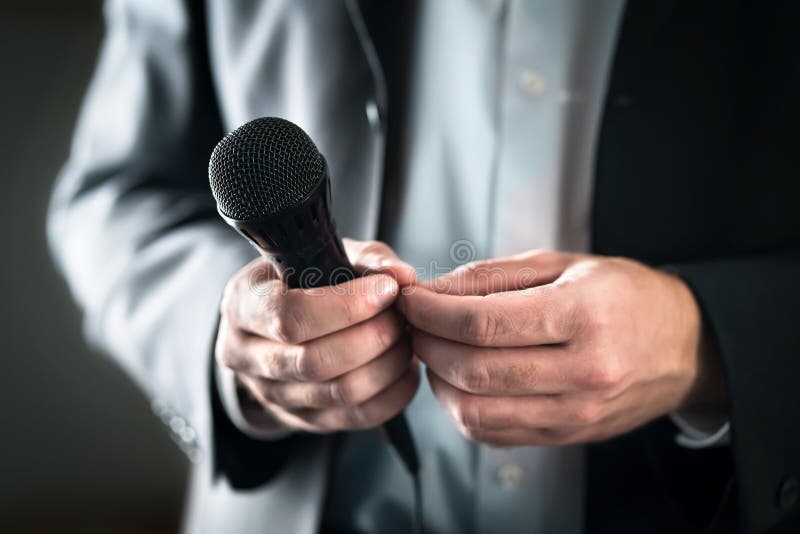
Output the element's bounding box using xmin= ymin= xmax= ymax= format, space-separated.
xmin=398 ymin=250 xmax=728 ymax=447
xmin=215 ymin=239 xmax=419 ymax=434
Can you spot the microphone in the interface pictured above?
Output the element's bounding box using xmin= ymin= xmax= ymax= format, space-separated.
xmin=208 ymin=116 xmax=420 ymax=477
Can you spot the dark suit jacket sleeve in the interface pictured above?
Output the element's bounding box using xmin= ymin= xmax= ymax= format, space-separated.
xmin=672 ymin=252 xmax=800 ymax=533
xmin=47 ymin=0 xmax=301 ymax=487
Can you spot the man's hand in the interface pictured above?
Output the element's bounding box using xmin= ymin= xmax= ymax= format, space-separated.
xmin=399 ymin=250 xmax=727 ymax=446
xmin=216 ymin=239 xmax=419 ymax=434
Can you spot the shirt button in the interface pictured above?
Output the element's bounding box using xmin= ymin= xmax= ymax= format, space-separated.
xmin=179 ymin=425 xmax=196 ymax=444
xmin=519 ymin=68 xmax=547 ymax=97
xmin=497 ymin=462 xmax=524 ymax=490
xmin=169 ymin=415 xmax=186 ymax=434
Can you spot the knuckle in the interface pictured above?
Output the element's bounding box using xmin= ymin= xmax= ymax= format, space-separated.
xmin=260 ymin=349 xmax=287 ymax=380
xmin=327 ymin=380 xmax=345 ymax=406
xmin=539 ymin=309 xmax=562 ymax=342
xmin=296 ymin=344 xmax=335 ymax=382
xmin=270 ymin=303 xmax=307 ymax=344
xmin=331 ymin=376 xmax=357 ymax=406
xmin=528 ymin=298 xmax=568 ymax=342
xmin=581 ymin=360 xmax=621 ymax=390
xmin=302 ymin=386 xmax=324 ymax=408
xmin=571 ymin=401 xmax=603 ymax=425
xmin=294 ymin=345 xmax=322 ymax=381
xmin=456 ymin=358 xmax=492 ymax=394
xmin=454 ymin=395 xmax=483 ymax=431
xmin=460 ymin=309 xmax=501 ymax=346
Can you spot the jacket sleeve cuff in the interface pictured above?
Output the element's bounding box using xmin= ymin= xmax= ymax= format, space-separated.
xmin=215 ymin=361 xmax=294 ymax=441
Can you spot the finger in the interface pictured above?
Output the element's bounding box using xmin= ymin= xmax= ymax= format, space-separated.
xmin=262 ymin=366 xmax=420 ymax=432
xmin=344 ymin=238 xmax=417 ymax=287
xmin=461 ymin=420 xmax=629 ymax=446
xmin=254 ymin=339 xmax=412 ymax=408
xmin=215 ymin=314 xmax=245 ymax=371
xmin=458 ymin=427 xmax=582 ymax=447
xmin=301 ymin=365 xmax=419 ymax=430
xmin=411 ymin=329 xmax=573 ymax=395
xmin=428 ymin=370 xmax=605 ymax=432
xmin=230 ymin=270 xmax=400 ymax=343
xmin=226 ymin=308 xmax=406 ymax=381
xmin=237 ymin=374 xmax=331 ymax=434
xmin=422 ymin=250 xmax=576 ymax=296
xmin=398 ymin=284 xmax=576 ymax=347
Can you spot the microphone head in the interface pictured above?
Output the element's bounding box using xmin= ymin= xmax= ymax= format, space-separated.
xmin=208 ymin=117 xmax=326 ymax=221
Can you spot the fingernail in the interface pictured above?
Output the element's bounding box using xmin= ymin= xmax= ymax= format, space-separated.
xmin=381 ymin=257 xmax=412 ymax=273
xmin=368 ymin=275 xmax=398 ymax=307
xmin=380 ymin=257 xmax=406 ymax=268
xmin=383 ymin=258 xmax=418 ymax=283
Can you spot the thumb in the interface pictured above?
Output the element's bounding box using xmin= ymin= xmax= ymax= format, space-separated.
xmin=421 ymin=250 xmax=575 ymax=296
xmin=343 ymin=238 xmax=417 ymax=287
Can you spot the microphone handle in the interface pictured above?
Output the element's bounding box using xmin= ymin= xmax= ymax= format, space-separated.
xmin=273 ymin=235 xmax=419 ymax=476
xmin=380 ymin=410 xmax=420 ymax=474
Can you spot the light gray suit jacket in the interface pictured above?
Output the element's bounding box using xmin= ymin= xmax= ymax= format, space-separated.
xmin=49 ymin=1 xmax=381 ymax=532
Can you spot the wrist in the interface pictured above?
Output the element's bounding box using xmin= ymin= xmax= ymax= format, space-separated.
xmin=673 ymin=274 xmax=728 ymax=412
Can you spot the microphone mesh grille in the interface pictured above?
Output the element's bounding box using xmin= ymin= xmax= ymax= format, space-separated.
xmin=208 ymin=117 xmax=325 ymax=220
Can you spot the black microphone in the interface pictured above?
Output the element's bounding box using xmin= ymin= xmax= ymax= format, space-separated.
xmin=208 ymin=116 xmax=420 ymax=476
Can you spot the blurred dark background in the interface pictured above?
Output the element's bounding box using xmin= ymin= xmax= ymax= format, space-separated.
xmin=0 ymin=1 xmax=187 ymax=532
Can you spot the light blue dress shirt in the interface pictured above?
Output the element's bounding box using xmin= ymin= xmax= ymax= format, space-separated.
xmin=326 ymin=1 xmax=624 ymax=533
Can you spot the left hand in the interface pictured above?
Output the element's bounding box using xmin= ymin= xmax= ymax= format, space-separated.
xmin=398 ymin=250 xmax=727 ymax=446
